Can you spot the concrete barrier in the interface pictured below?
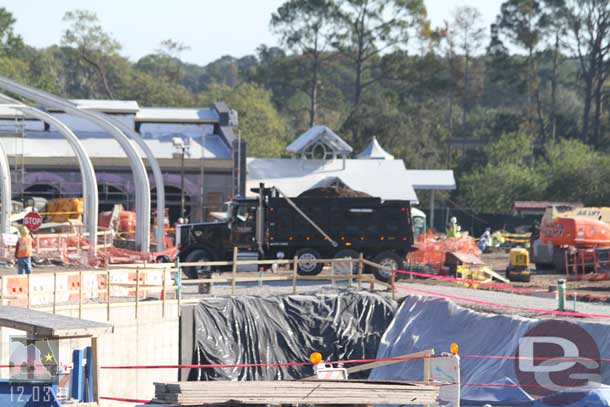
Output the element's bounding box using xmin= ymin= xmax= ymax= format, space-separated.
xmin=0 ymin=298 xmax=189 ymax=406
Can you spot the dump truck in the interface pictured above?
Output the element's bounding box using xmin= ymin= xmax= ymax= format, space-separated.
xmin=176 ymin=184 xmax=414 ymax=282
xmin=532 ymin=207 xmax=610 ymax=272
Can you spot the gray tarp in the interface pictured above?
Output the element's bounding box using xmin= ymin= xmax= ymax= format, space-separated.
xmin=370 ymin=296 xmax=610 ymax=405
xmin=188 ymin=290 xmax=396 ymax=381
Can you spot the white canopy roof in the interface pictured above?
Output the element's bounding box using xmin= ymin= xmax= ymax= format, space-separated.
xmin=405 ymin=170 xmax=456 ymax=190
xmin=357 ymin=137 xmax=394 ymax=160
xmin=247 ymin=158 xmax=418 ymax=203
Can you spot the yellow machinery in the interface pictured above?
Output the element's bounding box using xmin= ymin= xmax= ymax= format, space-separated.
xmin=506 ymin=247 xmax=531 ymax=282
xmin=46 ymin=198 xmax=84 ymax=223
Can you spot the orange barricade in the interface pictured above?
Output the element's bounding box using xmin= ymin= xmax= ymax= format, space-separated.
xmin=408 ymin=234 xmax=482 ymax=273
xmin=2 ymin=275 xmax=28 ymax=306
xmin=67 ymin=273 xmax=81 ymax=302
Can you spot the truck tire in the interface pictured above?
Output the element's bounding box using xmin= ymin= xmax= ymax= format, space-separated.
xmin=372 ymin=251 xmax=404 ymax=283
xmin=183 ymin=249 xmax=213 ymax=279
xmin=333 ymin=249 xmax=361 ymax=274
xmin=295 ymin=248 xmax=323 ymax=276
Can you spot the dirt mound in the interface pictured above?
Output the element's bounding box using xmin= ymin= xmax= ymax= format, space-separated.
xmin=298 ymin=186 xmax=371 ymax=198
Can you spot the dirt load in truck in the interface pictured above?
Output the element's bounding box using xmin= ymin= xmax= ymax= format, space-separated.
xmin=176 ymin=184 xmax=415 ymax=282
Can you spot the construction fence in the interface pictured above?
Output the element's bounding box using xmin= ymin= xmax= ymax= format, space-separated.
xmin=0 ymin=253 xmax=391 ymax=319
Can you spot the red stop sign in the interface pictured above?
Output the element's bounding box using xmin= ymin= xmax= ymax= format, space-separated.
xmin=23 ymin=212 xmax=43 ymax=231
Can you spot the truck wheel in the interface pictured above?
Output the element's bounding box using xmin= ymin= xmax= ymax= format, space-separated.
xmin=296 ymin=248 xmax=323 ymax=276
xmin=333 ymin=249 xmax=361 ymax=274
xmin=183 ymin=249 xmax=212 ymax=279
xmin=372 ymin=251 xmax=404 ymax=283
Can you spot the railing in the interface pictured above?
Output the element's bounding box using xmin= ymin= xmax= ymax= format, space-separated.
xmin=0 ymin=249 xmax=395 ymax=320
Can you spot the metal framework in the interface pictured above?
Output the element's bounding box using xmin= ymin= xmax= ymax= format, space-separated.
xmin=0 ymin=140 xmax=9 ymax=236
xmin=0 ymin=76 xmax=151 ymax=252
xmin=0 ymin=94 xmax=99 ymax=254
xmin=97 ymin=115 xmax=165 ymax=252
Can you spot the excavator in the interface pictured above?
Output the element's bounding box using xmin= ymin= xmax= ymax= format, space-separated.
xmin=532 ymin=206 xmax=610 ymax=272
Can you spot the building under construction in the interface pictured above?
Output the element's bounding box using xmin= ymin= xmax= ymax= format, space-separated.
xmin=0 ymin=99 xmax=245 ymax=223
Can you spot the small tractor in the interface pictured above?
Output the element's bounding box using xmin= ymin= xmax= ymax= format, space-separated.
xmin=506 ymin=247 xmax=531 ymax=282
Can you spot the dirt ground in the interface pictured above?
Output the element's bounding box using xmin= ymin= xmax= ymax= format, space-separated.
xmin=482 ymin=251 xmax=610 ymax=300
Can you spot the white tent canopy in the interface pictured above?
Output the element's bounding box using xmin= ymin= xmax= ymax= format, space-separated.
xmin=247 ymin=158 xmax=419 ymax=203
xmin=357 ymin=137 xmax=394 ymax=160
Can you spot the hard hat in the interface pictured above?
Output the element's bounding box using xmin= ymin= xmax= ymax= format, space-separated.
xmin=19 ymin=227 xmax=28 ymax=236
xmin=450 ymin=217 xmax=457 ymax=224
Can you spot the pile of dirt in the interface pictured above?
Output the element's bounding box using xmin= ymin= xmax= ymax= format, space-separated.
xmin=298 ymin=185 xmax=371 ymax=198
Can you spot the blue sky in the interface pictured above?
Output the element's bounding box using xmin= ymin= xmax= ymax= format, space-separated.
xmin=5 ymin=0 xmax=504 ymax=65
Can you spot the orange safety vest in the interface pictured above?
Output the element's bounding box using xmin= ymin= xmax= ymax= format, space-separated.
xmin=16 ymin=235 xmax=33 ymax=258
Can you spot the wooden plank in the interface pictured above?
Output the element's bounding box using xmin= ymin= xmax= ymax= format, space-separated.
xmin=91 ymin=336 xmax=99 ymax=403
xmin=345 ymin=349 xmax=434 ymax=375
xmin=292 ymin=256 xmax=298 ymax=295
xmin=150 ymin=379 xmax=439 ymax=405
xmin=231 ymin=247 xmax=238 ymax=295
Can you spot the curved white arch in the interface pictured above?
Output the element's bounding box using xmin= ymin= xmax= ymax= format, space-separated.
xmin=0 ymin=76 xmax=151 ymax=252
xmin=0 ymin=94 xmax=99 ymax=255
xmin=99 ymin=115 xmax=165 ymax=252
xmin=0 ymin=142 xmax=10 ymax=235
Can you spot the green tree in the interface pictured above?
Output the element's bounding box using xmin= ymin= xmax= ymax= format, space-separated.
xmin=565 ymin=0 xmax=610 ymax=146
xmin=497 ymin=0 xmax=546 ymax=138
xmin=271 ymin=0 xmax=339 ymax=127
xmin=334 ymin=0 xmax=428 ymax=109
xmin=459 ymin=131 xmax=544 ymax=212
xmin=155 ymin=39 xmax=190 ymax=84
xmin=199 ymin=83 xmax=289 ymax=157
xmin=62 ymin=9 xmax=121 ymax=98
xmin=538 ymin=139 xmax=608 ymax=203
xmin=0 ymin=7 xmax=23 ymax=57
xmin=448 ymin=6 xmax=486 ymax=126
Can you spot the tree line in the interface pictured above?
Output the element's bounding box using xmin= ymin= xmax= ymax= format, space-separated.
xmin=1 ymin=1 xmax=610 ymax=213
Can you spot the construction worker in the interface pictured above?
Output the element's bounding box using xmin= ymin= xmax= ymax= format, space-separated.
xmin=15 ymin=227 xmax=33 ymax=275
xmin=478 ymin=228 xmax=492 ymax=252
xmin=446 ymin=217 xmax=459 ymax=238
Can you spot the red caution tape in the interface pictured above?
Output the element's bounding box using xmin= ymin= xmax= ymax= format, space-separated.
xmin=100 ymin=354 xmax=434 ymax=370
xmin=395 ymin=284 xmax=610 ymax=319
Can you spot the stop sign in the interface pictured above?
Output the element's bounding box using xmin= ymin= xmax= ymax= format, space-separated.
xmin=23 ymin=212 xmax=43 ymax=231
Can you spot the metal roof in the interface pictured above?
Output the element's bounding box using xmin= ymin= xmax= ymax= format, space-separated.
xmin=136 ymin=107 xmax=219 ymax=123
xmin=71 ymin=99 xmax=140 ymax=114
xmin=0 ymin=106 xmax=24 ymax=119
xmin=357 ymin=137 xmax=394 ymax=160
xmin=247 ymin=158 xmax=418 ymax=202
xmin=405 ymin=170 xmax=456 ymax=190
xmin=0 ymin=305 xmax=112 ymax=339
xmin=286 ymin=126 xmax=353 ymax=154
xmin=0 ymin=131 xmax=231 ymax=160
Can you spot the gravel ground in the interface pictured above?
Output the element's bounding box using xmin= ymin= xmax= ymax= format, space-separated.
xmin=395 ymin=280 xmax=610 ymax=323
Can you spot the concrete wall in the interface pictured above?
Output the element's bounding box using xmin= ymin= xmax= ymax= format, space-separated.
xmin=0 ymin=299 xmax=192 ymax=407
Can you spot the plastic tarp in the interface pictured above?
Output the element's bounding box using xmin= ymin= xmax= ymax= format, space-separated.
xmin=370 ymin=295 xmax=610 ymax=406
xmin=189 ymin=290 xmax=396 ymax=381
xmin=461 ymin=377 xmax=534 ymax=406
xmin=533 ymin=385 xmax=610 ymax=407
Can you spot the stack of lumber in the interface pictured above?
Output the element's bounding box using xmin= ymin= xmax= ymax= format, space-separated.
xmin=152 ymin=380 xmax=439 ymax=405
